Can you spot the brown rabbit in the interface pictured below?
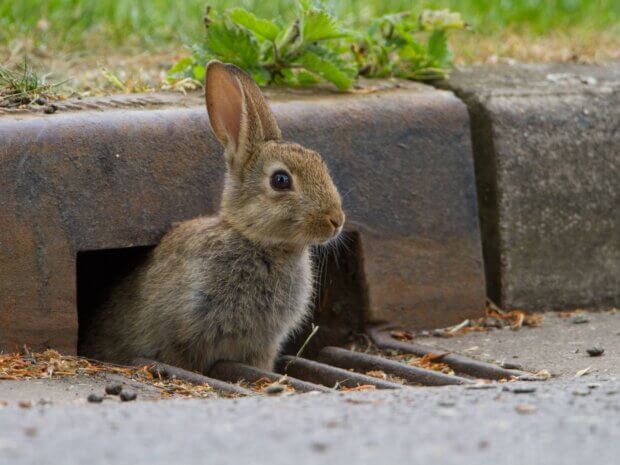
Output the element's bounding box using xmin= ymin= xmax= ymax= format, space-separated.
xmin=80 ymin=61 xmax=345 ymax=372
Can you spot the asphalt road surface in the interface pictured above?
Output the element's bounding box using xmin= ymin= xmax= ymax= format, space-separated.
xmin=1 ymin=310 xmax=618 ymax=465
xmin=1 ymin=376 xmax=619 ymax=465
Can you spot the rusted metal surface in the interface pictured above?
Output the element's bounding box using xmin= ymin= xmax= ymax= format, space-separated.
xmin=0 ymin=85 xmax=485 ymax=353
xmin=0 ymin=93 xmax=198 ymax=116
xmin=276 ymin=355 xmax=403 ymax=390
xmin=369 ymin=326 xmax=526 ymax=380
xmin=317 ymin=346 xmax=471 ymax=386
xmin=209 ymin=361 xmax=330 ymax=393
xmin=134 ymin=358 xmax=253 ymax=396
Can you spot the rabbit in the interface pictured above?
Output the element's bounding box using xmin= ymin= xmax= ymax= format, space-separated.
xmin=79 ymin=61 xmax=345 ymax=373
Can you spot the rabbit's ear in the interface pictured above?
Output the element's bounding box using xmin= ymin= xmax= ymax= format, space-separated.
xmin=205 ymin=61 xmax=281 ymax=173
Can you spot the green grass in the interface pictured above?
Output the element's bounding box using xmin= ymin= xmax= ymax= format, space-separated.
xmin=1 ymin=0 xmax=618 ymax=52
xmin=0 ymin=58 xmax=64 ymax=106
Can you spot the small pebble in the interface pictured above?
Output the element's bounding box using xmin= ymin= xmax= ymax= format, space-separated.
xmin=264 ymin=383 xmax=285 ymax=395
xmin=573 ymin=389 xmax=591 ymax=397
xmin=34 ymin=96 xmax=47 ymax=105
xmin=465 ymin=383 xmax=496 ymax=390
xmin=571 ymin=314 xmax=589 ymax=324
xmin=23 ymin=427 xmax=38 ymax=437
xmin=587 ymin=347 xmax=604 ymax=357
xmin=501 ymin=362 xmax=524 ymax=370
xmin=105 ymin=383 xmax=123 ymax=395
xmin=587 ymin=383 xmax=601 ymax=389
xmin=438 ymin=399 xmax=456 ymax=407
xmin=311 ymin=442 xmax=329 ymax=453
xmin=43 ymin=104 xmax=58 ymax=114
xmin=515 ymin=404 xmax=536 ymax=414
xmin=87 ymin=394 xmax=104 ymax=403
xmin=120 ymin=390 xmax=137 ymax=402
xmin=18 ymin=400 xmax=33 ymax=409
xmin=510 ymin=386 xmax=537 ymax=394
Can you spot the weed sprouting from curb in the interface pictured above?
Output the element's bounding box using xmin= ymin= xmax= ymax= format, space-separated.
xmin=168 ymin=2 xmax=466 ymax=91
xmin=0 ymin=58 xmax=66 ymax=108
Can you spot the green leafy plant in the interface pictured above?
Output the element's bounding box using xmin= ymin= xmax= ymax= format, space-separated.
xmin=168 ymin=2 xmax=465 ymax=90
xmin=353 ymin=9 xmax=466 ymax=81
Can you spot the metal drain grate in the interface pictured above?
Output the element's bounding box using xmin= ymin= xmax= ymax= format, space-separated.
xmin=133 ymin=324 xmax=533 ymax=396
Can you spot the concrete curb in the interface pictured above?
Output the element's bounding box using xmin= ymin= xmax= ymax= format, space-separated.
xmin=440 ymin=63 xmax=620 ymax=311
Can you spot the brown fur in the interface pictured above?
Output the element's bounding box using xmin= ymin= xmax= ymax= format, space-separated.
xmin=80 ymin=61 xmax=344 ymax=372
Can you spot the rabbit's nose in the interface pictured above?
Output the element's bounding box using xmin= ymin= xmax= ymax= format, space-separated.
xmin=328 ymin=211 xmax=345 ymax=230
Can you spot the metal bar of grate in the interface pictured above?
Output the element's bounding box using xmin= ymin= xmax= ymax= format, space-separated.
xmin=134 ymin=358 xmax=253 ymax=396
xmin=318 ymin=346 xmax=472 ymax=386
xmin=276 ymin=355 xmax=404 ymax=390
xmin=368 ymin=326 xmax=527 ymax=380
xmin=209 ymin=361 xmax=331 ymax=393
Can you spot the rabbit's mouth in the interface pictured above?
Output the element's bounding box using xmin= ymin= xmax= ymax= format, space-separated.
xmin=301 ymin=212 xmax=345 ymax=246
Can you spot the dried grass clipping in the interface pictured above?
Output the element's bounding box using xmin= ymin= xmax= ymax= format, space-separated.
xmin=432 ymin=300 xmax=542 ymax=338
xmin=0 ymin=349 xmax=216 ymax=398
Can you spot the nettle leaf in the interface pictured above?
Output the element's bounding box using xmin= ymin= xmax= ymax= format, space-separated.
xmin=249 ymin=67 xmax=271 ymax=86
xmin=302 ymin=8 xmax=349 ymax=42
xmin=205 ymin=21 xmax=260 ymax=68
xmin=296 ymin=70 xmax=321 ymax=86
xmin=272 ymin=68 xmax=296 ymax=86
xmin=170 ymin=4 xmax=460 ymax=90
xmin=427 ymin=29 xmax=451 ymax=67
xmin=167 ymin=56 xmax=194 ymax=79
xmin=228 ymin=8 xmax=281 ymax=41
xmin=297 ymin=48 xmax=355 ymax=90
xmin=193 ymin=64 xmax=206 ymax=81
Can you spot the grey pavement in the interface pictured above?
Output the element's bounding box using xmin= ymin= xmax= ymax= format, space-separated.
xmin=1 ymin=310 xmax=619 ymax=465
xmin=1 ymin=377 xmax=619 ymax=465
xmin=416 ymin=309 xmax=620 ymax=377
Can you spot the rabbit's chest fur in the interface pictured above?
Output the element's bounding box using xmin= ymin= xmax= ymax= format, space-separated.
xmin=85 ymin=217 xmax=313 ymax=372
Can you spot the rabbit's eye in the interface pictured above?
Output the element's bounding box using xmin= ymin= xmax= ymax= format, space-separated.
xmin=270 ymin=170 xmax=292 ymax=191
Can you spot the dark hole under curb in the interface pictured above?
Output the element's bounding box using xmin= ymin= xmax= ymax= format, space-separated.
xmin=75 ymin=231 xmax=369 ymax=358
xmin=76 ymin=245 xmax=154 ymax=355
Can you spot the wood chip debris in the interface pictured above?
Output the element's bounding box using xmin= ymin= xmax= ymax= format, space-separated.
xmin=339 ymin=384 xmax=376 ymax=392
xmin=390 ymin=330 xmax=413 ymax=342
xmin=364 ymin=370 xmax=407 ymax=385
xmin=429 ymin=300 xmax=543 ymax=338
xmin=244 ymin=376 xmax=295 ymax=394
xmin=575 ymin=367 xmax=593 ymax=378
xmin=0 ymin=349 xmax=216 ymax=398
xmin=389 ymin=352 xmax=455 ymax=376
xmin=347 ymin=340 xmax=455 ymax=375
xmin=515 ymin=404 xmax=536 ymax=414
xmin=0 ymin=349 xmax=127 ymax=380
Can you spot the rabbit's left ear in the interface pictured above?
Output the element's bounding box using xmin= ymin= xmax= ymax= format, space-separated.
xmin=205 ymin=61 xmax=281 ymax=174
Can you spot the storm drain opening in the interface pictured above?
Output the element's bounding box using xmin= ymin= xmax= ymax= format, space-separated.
xmin=135 ymin=329 xmax=534 ymax=396
xmin=76 ymin=245 xmax=154 ymax=355
xmin=74 ymin=238 xmax=535 ymax=397
xmin=133 ymin=320 xmax=534 ymax=396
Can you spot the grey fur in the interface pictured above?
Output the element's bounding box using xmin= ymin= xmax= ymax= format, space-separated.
xmin=81 ymin=218 xmax=312 ymax=371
